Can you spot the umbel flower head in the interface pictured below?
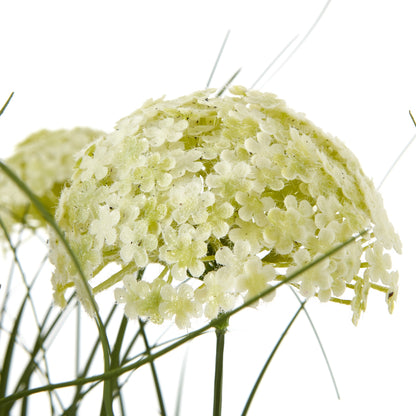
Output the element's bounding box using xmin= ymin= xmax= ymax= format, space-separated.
xmin=0 ymin=127 xmax=104 ymax=238
xmin=49 ymin=86 xmax=401 ymax=329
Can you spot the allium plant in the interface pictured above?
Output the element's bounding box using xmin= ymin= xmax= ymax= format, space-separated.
xmin=0 ymin=85 xmax=402 ymax=415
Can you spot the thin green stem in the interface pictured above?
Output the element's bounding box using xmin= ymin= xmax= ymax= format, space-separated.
xmin=0 ymin=92 xmax=14 ymax=116
xmin=76 ymin=304 xmax=81 ymax=377
xmin=377 ymin=111 xmax=416 ymax=190
xmin=213 ymin=326 xmax=226 ymax=416
xmin=250 ymin=35 xmax=299 ymax=89
xmin=0 ymin=214 xmax=44 ymax=331
xmin=206 ymin=30 xmax=230 ymax=88
xmin=120 ymin=327 xmax=145 ymax=365
xmin=66 ymin=304 xmax=118 ymax=415
xmin=0 ymin=221 xmax=58 ymax=415
xmin=174 ymin=347 xmax=189 ymax=416
xmin=92 ymin=263 xmax=136 ymax=295
xmin=215 ymin=68 xmax=241 ymax=97
xmin=258 ymin=0 xmax=333 ymax=89
xmin=289 ymin=286 xmax=340 ymax=400
xmin=241 ymin=301 xmax=306 ymax=416
xmin=139 ymin=318 xmax=167 ymax=416
xmin=0 ymin=295 xmax=27 ymax=414
xmin=108 ymin=315 xmax=129 ymax=415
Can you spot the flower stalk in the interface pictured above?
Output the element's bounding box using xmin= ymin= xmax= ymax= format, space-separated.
xmin=213 ymin=328 xmax=226 ymax=416
xmin=213 ymin=313 xmax=228 ymax=416
xmin=139 ymin=319 xmax=167 ymax=416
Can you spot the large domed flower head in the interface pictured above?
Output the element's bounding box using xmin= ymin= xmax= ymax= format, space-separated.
xmin=49 ymin=86 xmax=401 ymax=329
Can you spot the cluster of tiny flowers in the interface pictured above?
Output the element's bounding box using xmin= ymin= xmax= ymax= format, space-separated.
xmin=49 ymin=86 xmax=401 ymax=329
xmin=0 ymin=128 xmax=103 ymax=239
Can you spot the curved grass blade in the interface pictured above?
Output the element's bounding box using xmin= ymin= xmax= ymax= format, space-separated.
xmin=139 ymin=318 xmax=167 ymax=416
xmin=215 ymin=68 xmax=242 ymax=97
xmin=0 ymin=217 xmax=62 ymax=414
xmin=241 ymin=300 xmax=306 ymax=415
xmin=207 ymin=30 xmax=231 ymax=88
xmin=0 ymin=261 xmax=58 ymax=413
xmin=174 ymin=346 xmax=189 ymax=416
xmin=102 ymin=314 xmax=129 ymax=416
xmin=0 ymin=207 xmax=32 ymax=340
xmin=0 ymin=92 xmax=14 ymax=117
xmin=120 ymin=326 xmax=145 ymax=366
xmin=0 ymin=214 xmax=47 ymax=334
xmin=0 ymin=235 xmax=20 ymax=347
xmin=0 ymin=293 xmax=28 ymax=415
xmin=258 ymin=0 xmax=332 ymax=89
xmin=289 ymin=286 xmax=340 ymax=399
xmin=66 ymin=303 xmax=118 ymax=415
xmin=10 ymin=303 xmax=67 ymax=415
xmin=75 ymin=304 xmax=81 ymax=377
xmin=250 ymin=35 xmax=299 ymax=90
xmin=377 ymin=111 xmax=416 ymax=190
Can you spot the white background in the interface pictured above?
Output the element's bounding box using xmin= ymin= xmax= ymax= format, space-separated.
xmin=1 ymin=1 xmax=415 ymax=415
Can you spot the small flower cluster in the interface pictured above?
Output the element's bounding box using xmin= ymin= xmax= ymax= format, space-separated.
xmin=50 ymin=87 xmax=401 ymax=328
xmin=0 ymin=128 xmax=103 ymax=238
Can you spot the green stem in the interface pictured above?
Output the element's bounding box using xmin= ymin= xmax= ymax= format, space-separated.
xmin=216 ymin=68 xmax=241 ymax=97
xmin=241 ymin=301 xmax=306 ymax=416
xmin=213 ymin=314 xmax=228 ymax=416
xmin=213 ymin=327 xmax=226 ymax=416
xmin=289 ymin=287 xmax=340 ymax=400
xmin=92 ymin=263 xmax=136 ymax=295
xmin=139 ymin=319 xmax=167 ymax=416
xmin=66 ymin=304 xmax=118 ymax=415
xmin=174 ymin=347 xmax=189 ymax=416
xmin=0 ymin=92 xmax=14 ymax=116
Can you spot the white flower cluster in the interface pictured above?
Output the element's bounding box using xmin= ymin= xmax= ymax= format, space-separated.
xmin=49 ymin=86 xmax=401 ymax=328
xmin=0 ymin=128 xmax=103 ymax=238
